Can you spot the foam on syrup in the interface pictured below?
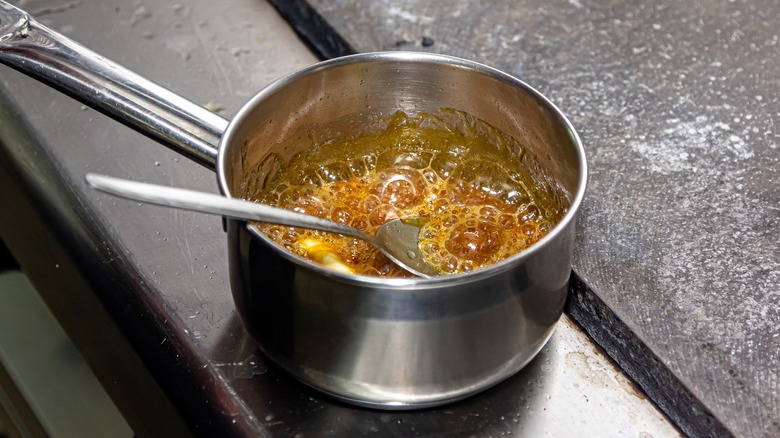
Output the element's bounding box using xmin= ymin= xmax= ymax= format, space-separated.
xmin=248 ymin=110 xmax=567 ymax=277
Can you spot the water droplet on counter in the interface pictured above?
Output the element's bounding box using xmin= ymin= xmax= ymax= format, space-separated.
xmin=130 ymin=6 xmax=152 ymax=26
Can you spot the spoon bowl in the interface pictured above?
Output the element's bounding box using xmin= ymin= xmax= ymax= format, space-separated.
xmin=85 ymin=173 xmax=438 ymax=278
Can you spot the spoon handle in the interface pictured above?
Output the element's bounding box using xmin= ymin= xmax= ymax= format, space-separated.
xmin=85 ymin=174 xmax=369 ymax=240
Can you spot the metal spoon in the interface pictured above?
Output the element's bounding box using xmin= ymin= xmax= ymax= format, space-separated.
xmin=85 ymin=173 xmax=438 ymax=278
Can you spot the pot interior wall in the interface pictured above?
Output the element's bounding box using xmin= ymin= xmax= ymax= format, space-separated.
xmin=220 ymin=56 xmax=582 ymax=208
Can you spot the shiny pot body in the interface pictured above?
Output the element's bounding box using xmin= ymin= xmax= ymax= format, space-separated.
xmin=0 ymin=4 xmax=586 ymax=409
xmin=218 ymin=53 xmax=585 ymax=408
xmin=227 ymin=216 xmax=573 ymax=408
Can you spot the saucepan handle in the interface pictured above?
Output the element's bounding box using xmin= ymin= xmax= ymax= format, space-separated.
xmin=0 ymin=1 xmax=228 ymax=169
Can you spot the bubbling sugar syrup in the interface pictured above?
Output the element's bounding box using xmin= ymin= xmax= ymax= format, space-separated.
xmin=243 ymin=109 xmax=569 ymax=277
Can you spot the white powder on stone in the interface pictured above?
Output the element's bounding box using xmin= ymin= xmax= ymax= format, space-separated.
xmin=629 ymin=113 xmax=755 ymax=174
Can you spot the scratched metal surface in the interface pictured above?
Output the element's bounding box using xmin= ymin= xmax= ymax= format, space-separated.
xmin=298 ymin=1 xmax=780 ymax=437
xmin=0 ymin=0 xmax=682 ymax=436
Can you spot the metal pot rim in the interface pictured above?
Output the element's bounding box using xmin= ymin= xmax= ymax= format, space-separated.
xmin=217 ymin=51 xmax=587 ymax=287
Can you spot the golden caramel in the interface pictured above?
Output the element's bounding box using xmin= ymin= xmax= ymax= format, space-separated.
xmin=248 ymin=110 xmax=567 ymax=277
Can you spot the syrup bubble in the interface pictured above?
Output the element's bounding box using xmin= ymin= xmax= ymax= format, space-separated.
xmin=250 ymin=110 xmax=567 ymax=277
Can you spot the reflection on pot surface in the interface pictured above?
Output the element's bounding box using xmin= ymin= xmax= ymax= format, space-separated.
xmin=242 ymin=109 xmax=569 ymax=277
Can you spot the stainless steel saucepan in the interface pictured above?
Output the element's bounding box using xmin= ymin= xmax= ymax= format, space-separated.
xmin=0 ymin=1 xmax=587 ymax=408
